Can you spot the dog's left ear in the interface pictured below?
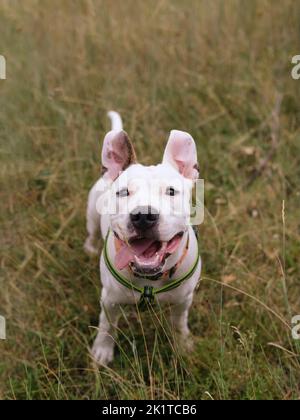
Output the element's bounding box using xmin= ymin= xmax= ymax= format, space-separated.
xmin=101 ymin=130 xmax=137 ymax=181
xmin=162 ymin=130 xmax=199 ymax=180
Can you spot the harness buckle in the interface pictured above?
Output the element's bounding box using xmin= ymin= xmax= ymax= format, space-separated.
xmin=139 ymin=286 xmax=155 ymax=309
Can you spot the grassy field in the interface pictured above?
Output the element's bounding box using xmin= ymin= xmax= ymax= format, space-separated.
xmin=0 ymin=0 xmax=300 ymax=400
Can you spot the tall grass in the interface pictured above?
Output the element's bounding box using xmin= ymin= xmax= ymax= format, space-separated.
xmin=0 ymin=0 xmax=300 ymax=399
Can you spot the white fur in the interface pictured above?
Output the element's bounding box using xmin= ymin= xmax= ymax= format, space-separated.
xmin=107 ymin=111 xmax=123 ymax=131
xmin=86 ymin=112 xmax=201 ymax=365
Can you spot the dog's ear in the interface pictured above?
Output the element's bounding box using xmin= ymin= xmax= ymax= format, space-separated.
xmin=162 ymin=130 xmax=199 ymax=180
xmin=101 ymin=130 xmax=137 ymax=181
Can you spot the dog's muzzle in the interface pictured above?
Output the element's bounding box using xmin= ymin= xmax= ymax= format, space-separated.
xmin=130 ymin=206 xmax=159 ymax=231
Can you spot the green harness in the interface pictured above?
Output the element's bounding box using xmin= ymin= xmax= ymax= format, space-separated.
xmin=103 ymin=231 xmax=200 ymax=308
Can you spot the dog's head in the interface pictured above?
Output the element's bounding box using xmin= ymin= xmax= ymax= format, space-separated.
xmin=100 ymin=129 xmax=199 ymax=275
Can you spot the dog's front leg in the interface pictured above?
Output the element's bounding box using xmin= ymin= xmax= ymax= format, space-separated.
xmin=170 ymin=296 xmax=194 ymax=350
xmin=91 ymin=297 xmax=121 ymax=366
xmin=84 ymin=184 xmax=101 ymax=256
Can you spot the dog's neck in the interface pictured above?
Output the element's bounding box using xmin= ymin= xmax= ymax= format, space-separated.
xmin=105 ymin=226 xmax=197 ymax=287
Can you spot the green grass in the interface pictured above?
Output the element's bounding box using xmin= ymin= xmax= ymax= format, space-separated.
xmin=0 ymin=0 xmax=300 ymax=400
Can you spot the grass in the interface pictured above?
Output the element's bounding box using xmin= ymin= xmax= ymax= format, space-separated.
xmin=0 ymin=0 xmax=300 ymax=400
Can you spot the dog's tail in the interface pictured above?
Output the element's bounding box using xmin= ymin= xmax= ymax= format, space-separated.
xmin=107 ymin=110 xmax=123 ymax=131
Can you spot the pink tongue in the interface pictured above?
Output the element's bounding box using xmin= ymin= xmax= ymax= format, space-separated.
xmin=115 ymin=238 xmax=155 ymax=270
xmin=166 ymin=235 xmax=182 ymax=253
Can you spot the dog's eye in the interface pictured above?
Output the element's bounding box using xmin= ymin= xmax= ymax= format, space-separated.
xmin=166 ymin=187 xmax=178 ymax=196
xmin=116 ymin=188 xmax=130 ymax=198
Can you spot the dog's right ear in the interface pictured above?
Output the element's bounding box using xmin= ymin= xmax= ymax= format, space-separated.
xmin=101 ymin=130 xmax=137 ymax=181
xmin=162 ymin=130 xmax=199 ymax=181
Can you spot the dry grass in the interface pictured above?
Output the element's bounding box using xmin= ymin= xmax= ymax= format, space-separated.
xmin=0 ymin=0 xmax=300 ymax=400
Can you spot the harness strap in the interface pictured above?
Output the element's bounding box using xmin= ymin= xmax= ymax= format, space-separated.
xmin=103 ymin=230 xmax=200 ymax=307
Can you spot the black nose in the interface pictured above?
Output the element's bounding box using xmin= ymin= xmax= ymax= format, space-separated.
xmin=130 ymin=206 xmax=159 ymax=231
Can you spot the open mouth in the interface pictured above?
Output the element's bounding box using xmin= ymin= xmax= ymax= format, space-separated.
xmin=114 ymin=232 xmax=184 ymax=273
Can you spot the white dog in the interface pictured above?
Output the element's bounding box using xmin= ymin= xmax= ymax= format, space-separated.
xmin=85 ymin=111 xmax=201 ymax=366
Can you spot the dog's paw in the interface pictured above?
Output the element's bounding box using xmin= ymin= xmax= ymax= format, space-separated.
xmin=176 ymin=331 xmax=195 ymax=352
xmin=84 ymin=238 xmax=99 ymax=256
xmin=181 ymin=334 xmax=195 ymax=351
xmin=91 ymin=342 xmax=114 ymax=366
